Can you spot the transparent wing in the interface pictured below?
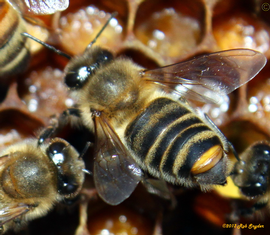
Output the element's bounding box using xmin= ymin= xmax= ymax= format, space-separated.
xmin=143 ymin=49 xmax=266 ymax=104
xmin=93 ymin=115 xmax=142 ymax=205
xmin=0 ymin=204 xmax=29 ymax=227
xmin=141 ymin=178 xmax=171 ymax=200
xmin=23 ymin=0 xmax=69 ymax=14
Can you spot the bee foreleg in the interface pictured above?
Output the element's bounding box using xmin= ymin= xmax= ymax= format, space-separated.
xmin=228 ymin=141 xmax=240 ymax=161
xmin=203 ymin=113 xmax=240 ymax=160
xmin=203 ymin=113 xmax=226 ymax=140
xmin=141 ymin=178 xmax=177 ymax=208
xmin=38 ymin=108 xmax=82 ymax=145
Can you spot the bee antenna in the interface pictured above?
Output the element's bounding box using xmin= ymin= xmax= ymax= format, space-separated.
xmin=79 ymin=141 xmax=92 ymax=159
xmin=21 ymin=32 xmax=72 ymax=60
xmin=86 ymin=12 xmax=118 ymax=49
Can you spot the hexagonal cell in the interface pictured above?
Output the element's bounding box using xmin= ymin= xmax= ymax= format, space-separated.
xmin=87 ymin=204 xmax=154 ymax=235
xmin=119 ymin=49 xmax=159 ymax=69
xmin=58 ymin=5 xmax=125 ymax=55
xmin=0 ymin=110 xmax=43 ymax=152
xmin=134 ymin=0 xmax=205 ymax=61
xmin=67 ymin=0 xmax=128 ymax=16
xmin=221 ymin=121 xmax=270 ymax=154
xmin=212 ymin=2 xmax=270 ymax=53
xmin=17 ymin=64 xmax=70 ymax=122
xmin=246 ymin=62 xmax=270 ymax=129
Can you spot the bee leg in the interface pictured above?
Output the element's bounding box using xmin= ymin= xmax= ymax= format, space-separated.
xmin=38 ymin=108 xmax=81 ymax=145
xmin=141 ymin=178 xmax=177 ymax=208
xmin=228 ymin=141 xmax=240 ymax=161
xmin=38 ymin=116 xmax=59 ymax=146
xmin=203 ymin=113 xmax=239 ymax=161
xmin=152 ymin=211 xmax=163 ymax=235
xmin=75 ymin=189 xmax=98 ymax=235
xmin=13 ymin=218 xmax=22 ymax=225
xmin=203 ymin=113 xmax=226 ymax=138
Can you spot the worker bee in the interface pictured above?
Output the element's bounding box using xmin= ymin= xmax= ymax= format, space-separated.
xmin=231 ymin=141 xmax=270 ymax=215
xmin=22 ymin=14 xmax=267 ymax=205
xmin=0 ymin=0 xmax=68 ymax=78
xmin=0 ymin=137 xmax=85 ymax=234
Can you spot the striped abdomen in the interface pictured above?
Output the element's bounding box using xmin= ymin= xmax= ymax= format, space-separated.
xmin=125 ymin=97 xmax=228 ymax=187
xmin=0 ymin=0 xmax=30 ymax=77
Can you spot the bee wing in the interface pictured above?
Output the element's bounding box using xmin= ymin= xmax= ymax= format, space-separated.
xmin=141 ymin=178 xmax=171 ymax=200
xmin=21 ymin=0 xmax=69 ymax=14
xmin=0 ymin=204 xmax=29 ymax=226
xmin=143 ymin=49 xmax=266 ymax=104
xmin=93 ymin=115 xmax=142 ymax=205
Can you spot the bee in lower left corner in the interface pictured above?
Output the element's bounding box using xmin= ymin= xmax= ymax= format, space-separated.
xmin=0 ymin=137 xmax=85 ymax=234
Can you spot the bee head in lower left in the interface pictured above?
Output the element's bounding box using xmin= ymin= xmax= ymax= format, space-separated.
xmin=0 ymin=137 xmax=85 ymax=234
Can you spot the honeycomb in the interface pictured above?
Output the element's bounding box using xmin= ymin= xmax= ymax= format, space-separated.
xmin=2 ymin=0 xmax=270 ymax=234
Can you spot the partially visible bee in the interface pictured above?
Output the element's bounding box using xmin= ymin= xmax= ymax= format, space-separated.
xmin=0 ymin=137 xmax=85 ymax=234
xmin=23 ymin=14 xmax=267 ymax=205
xmin=231 ymin=141 xmax=270 ymax=216
xmin=11 ymin=0 xmax=69 ymax=15
xmin=0 ymin=0 xmax=68 ymax=78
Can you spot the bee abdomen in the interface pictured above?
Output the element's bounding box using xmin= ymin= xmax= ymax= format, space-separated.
xmin=125 ymin=97 xmax=224 ymax=183
xmin=126 ymin=98 xmax=190 ymax=158
xmin=0 ymin=1 xmax=30 ymax=77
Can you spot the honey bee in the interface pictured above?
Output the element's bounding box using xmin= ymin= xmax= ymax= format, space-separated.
xmin=22 ymin=14 xmax=267 ymax=205
xmin=0 ymin=0 xmax=68 ymax=78
xmin=231 ymin=141 xmax=270 ymax=215
xmin=0 ymin=137 xmax=85 ymax=234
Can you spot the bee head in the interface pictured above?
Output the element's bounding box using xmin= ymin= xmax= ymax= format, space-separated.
xmin=64 ymin=47 xmax=114 ymax=90
xmin=46 ymin=138 xmax=85 ymax=197
xmin=231 ymin=142 xmax=270 ymax=198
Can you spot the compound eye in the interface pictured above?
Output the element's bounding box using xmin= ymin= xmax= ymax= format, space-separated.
xmin=58 ymin=175 xmax=79 ymax=195
xmin=65 ymin=66 xmax=92 ymax=89
xmin=96 ymin=50 xmax=113 ymax=64
xmin=47 ymin=142 xmax=66 ymax=166
xmin=240 ymin=180 xmax=267 ymax=197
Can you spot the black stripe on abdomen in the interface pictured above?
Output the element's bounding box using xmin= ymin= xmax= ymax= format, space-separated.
xmin=147 ymin=115 xmax=203 ymax=169
xmin=126 ymin=98 xmax=195 ymax=162
xmin=160 ymin=125 xmax=212 ymax=175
